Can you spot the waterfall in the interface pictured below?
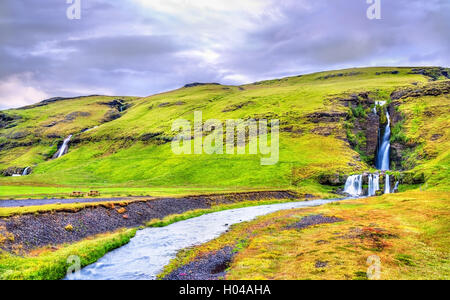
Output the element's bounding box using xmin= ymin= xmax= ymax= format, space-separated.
xmin=344 ymin=175 xmax=363 ymax=196
xmin=393 ymin=181 xmax=399 ymax=193
xmin=373 ymin=101 xmax=386 ymax=114
xmin=22 ymin=167 xmax=30 ymax=176
xmin=56 ymin=135 xmax=73 ymax=158
xmin=385 ymin=174 xmax=391 ymax=194
xmin=368 ymin=174 xmax=380 ymax=196
xmin=376 ymin=111 xmax=391 ymax=171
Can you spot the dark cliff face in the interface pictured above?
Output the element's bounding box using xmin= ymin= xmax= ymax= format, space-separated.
xmin=341 ymin=92 xmax=380 ymax=165
xmin=364 ymin=112 xmax=380 ymax=162
xmin=0 ymin=113 xmax=21 ymax=129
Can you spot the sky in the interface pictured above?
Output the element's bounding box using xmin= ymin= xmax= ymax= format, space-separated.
xmin=0 ymin=0 xmax=449 ymax=109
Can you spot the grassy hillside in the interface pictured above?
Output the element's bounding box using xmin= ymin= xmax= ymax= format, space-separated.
xmin=160 ymin=190 xmax=449 ymax=280
xmin=0 ymin=67 xmax=448 ymax=198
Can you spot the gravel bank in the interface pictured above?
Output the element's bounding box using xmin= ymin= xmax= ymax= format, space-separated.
xmin=0 ymin=191 xmax=298 ymax=252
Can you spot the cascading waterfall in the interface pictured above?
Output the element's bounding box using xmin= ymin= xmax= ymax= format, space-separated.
xmin=367 ymin=174 xmax=380 ymax=196
xmin=344 ymin=174 xmax=363 ymax=196
xmin=376 ymin=111 xmax=391 ymax=171
xmin=376 ymin=110 xmax=392 ymax=194
xmin=56 ymin=135 xmax=73 ymax=158
xmin=22 ymin=167 xmax=30 ymax=176
xmin=393 ymin=181 xmax=399 ymax=193
xmin=344 ymin=102 xmax=396 ymax=197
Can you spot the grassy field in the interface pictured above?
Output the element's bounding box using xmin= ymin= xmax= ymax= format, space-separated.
xmin=2 ymin=67 xmax=443 ymax=199
xmin=0 ymin=198 xmax=305 ymax=279
xmin=160 ymin=190 xmax=449 ymax=280
xmin=0 ymin=228 xmax=137 ymax=280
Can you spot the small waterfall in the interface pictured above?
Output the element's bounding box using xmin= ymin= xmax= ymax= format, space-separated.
xmin=344 ymin=175 xmax=363 ymax=196
xmin=22 ymin=167 xmax=30 ymax=176
xmin=368 ymin=174 xmax=380 ymax=196
xmin=373 ymin=101 xmax=386 ymax=114
xmin=376 ymin=111 xmax=391 ymax=171
xmin=56 ymin=135 xmax=73 ymax=158
xmin=393 ymin=181 xmax=399 ymax=193
xmin=385 ymin=174 xmax=391 ymax=194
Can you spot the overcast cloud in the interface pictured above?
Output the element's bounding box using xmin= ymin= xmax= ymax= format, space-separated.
xmin=0 ymin=0 xmax=449 ymax=109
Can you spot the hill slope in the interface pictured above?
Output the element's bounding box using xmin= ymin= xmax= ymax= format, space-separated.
xmin=0 ymin=67 xmax=448 ymax=198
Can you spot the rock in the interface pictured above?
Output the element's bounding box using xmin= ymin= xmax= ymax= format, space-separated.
xmin=116 ymin=207 xmax=127 ymax=214
xmin=401 ymin=172 xmax=425 ymax=185
xmin=158 ymin=101 xmax=185 ymax=108
xmin=365 ymin=113 xmax=380 ymax=159
xmin=315 ymin=261 xmax=329 ymax=268
xmin=0 ymin=113 xmax=20 ymax=129
xmin=409 ymin=67 xmax=450 ymax=81
xmin=64 ymin=111 xmax=91 ymax=121
xmin=307 ymin=111 xmax=347 ymax=123
xmin=316 ymin=71 xmax=362 ymax=80
xmin=102 ymin=110 xmax=121 ymax=123
xmin=318 ymin=173 xmax=346 ymax=186
xmin=390 ymin=81 xmax=449 ymax=100
xmin=1 ymin=167 xmax=28 ymax=177
xmin=375 ymin=70 xmax=399 ymax=75
xmin=9 ymin=131 xmax=29 ymax=140
xmin=184 ymin=82 xmax=221 ymax=88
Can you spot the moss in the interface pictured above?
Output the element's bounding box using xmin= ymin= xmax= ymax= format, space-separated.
xmin=64 ymin=224 xmax=74 ymax=232
xmin=391 ymin=121 xmax=408 ymax=143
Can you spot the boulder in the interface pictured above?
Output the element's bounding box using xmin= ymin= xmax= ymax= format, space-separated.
xmin=318 ymin=173 xmax=347 ymax=186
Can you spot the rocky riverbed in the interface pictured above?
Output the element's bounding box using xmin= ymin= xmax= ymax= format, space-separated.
xmin=0 ymin=191 xmax=298 ymax=253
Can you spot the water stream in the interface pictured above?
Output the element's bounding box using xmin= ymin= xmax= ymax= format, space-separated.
xmin=344 ymin=103 xmax=393 ymax=196
xmin=22 ymin=167 xmax=30 ymax=176
xmin=71 ymin=198 xmax=346 ymax=280
xmin=56 ymin=135 xmax=73 ymax=158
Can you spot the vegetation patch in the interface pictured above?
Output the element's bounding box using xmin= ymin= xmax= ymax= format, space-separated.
xmin=159 ymin=191 xmax=449 ymax=280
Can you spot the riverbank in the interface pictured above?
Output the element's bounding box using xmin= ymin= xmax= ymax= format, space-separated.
xmin=0 ymin=193 xmax=328 ymax=280
xmin=159 ymin=190 xmax=449 ymax=280
xmin=0 ymin=191 xmax=299 ymax=253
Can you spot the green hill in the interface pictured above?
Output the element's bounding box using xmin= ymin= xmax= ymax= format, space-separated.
xmin=0 ymin=67 xmax=448 ymax=199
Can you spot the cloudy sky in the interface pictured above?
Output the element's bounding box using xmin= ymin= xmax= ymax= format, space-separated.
xmin=0 ymin=0 xmax=449 ymax=109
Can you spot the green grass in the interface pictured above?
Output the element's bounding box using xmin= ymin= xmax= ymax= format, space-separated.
xmin=159 ymin=190 xmax=450 ymax=280
xmin=0 ymin=67 xmax=446 ymax=198
xmin=0 ymin=228 xmax=136 ymax=280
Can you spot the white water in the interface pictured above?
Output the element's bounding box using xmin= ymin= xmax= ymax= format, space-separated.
xmin=385 ymin=174 xmax=391 ymax=194
xmin=373 ymin=101 xmax=386 ymax=114
xmin=376 ymin=111 xmax=391 ymax=171
xmin=22 ymin=167 xmax=30 ymax=176
xmin=393 ymin=181 xmax=399 ymax=192
xmin=367 ymin=174 xmax=380 ymax=196
xmin=71 ymin=198 xmax=345 ymax=280
xmin=345 ymin=102 xmax=395 ymax=197
xmin=56 ymin=135 xmax=73 ymax=158
xmin=344 ymin=175 xmax=363 ymax=196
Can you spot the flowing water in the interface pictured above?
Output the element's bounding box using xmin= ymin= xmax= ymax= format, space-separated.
xmin=344 ymin=175 xmax=363 ymax=196
xmin=376 ymin=111 xmax=391 ymax=171
xmin=367 ymin=174 xmax=380 ymax=196
xmin=344 ymin=104 xmax=394 ymax=197
xmin=71 ymin=198 xmax=346 ymax=280
xmin=56 ymin=135 xmax=73 ymax=158
xmin=22 ymin=167 xmax=30 ymax=176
